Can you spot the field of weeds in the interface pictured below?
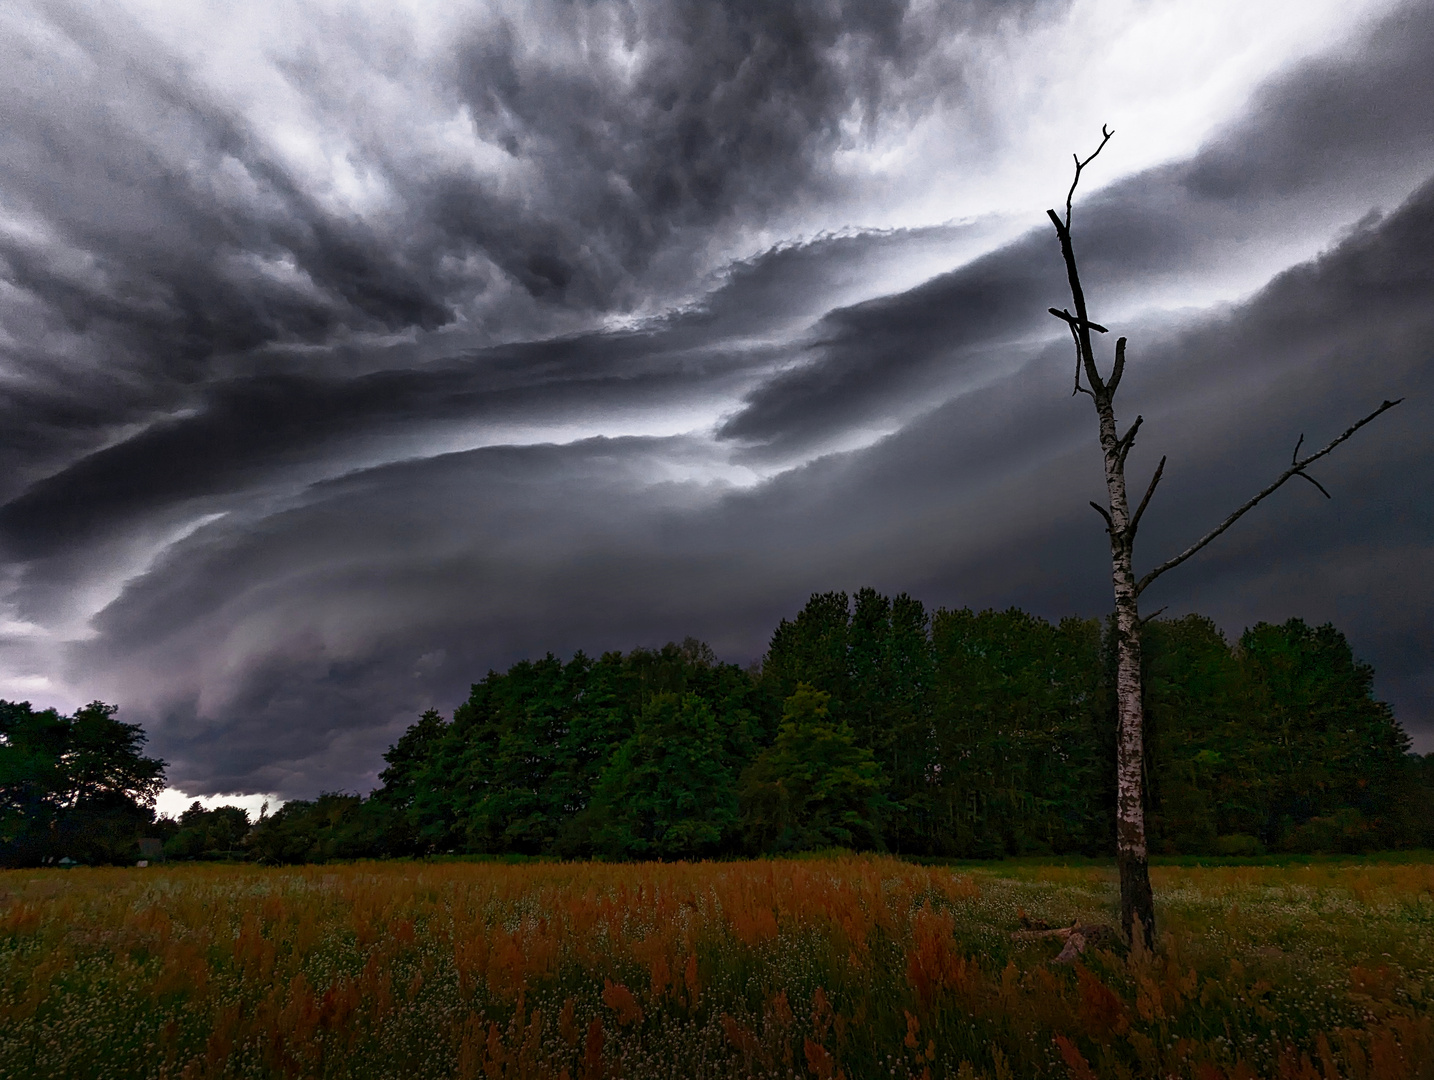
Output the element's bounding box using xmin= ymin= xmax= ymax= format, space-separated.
xmin=2 ymin=856 xmax=1433 ymax=1079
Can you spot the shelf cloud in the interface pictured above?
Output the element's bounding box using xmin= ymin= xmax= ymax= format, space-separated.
xmin=2 ymin=0 xmax=1431 ymax=796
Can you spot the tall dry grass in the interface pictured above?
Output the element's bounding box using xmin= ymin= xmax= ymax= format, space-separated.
xmin=2 ymin=856 xmax=1432 ymax=1078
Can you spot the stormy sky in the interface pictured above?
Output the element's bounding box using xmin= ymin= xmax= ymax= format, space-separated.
xmin=2 ymin=0 xmax=1432 ymax=803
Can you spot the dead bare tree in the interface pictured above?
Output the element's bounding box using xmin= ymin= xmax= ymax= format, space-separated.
xmin=1046 ymin=127 xmax=1402 ymax=949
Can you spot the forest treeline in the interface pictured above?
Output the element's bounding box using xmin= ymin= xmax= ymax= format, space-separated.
xmin=4 ymin=590 xmax=1432 ymax=867
xmin=250 ymin=591 xmax=1434 ymax=864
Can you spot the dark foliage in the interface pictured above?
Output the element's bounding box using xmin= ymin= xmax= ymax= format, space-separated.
xmin=588 ymin=691 xmax=745 ymax=859
xmin=247 ymin=793 xmax=409 ymax=865
xmin=739 ymin=682 xmax=893 ymax=853
xmin=918 ymin=608 xmax=1111 ymax=857
xmin=0 ymin=700 xmax=166 ymax=866
xmin=163 ymin=803 xmax=251 ymax=860
xmin=4 ymin=594 xmax=1428 ymax=867
xmin=349 ymin=595 xmax=1428 ymax=862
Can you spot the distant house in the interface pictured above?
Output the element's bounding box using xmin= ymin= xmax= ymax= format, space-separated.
xmin=137 ymin=838 xmax=165 ymax=862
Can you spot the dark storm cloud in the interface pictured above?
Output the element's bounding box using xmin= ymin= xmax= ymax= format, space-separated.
xmin=0 ymin=338 xmax=747 ymax=559
xmin=0 ymin=0 xmax=1066 ymax=618
xmin=0 ymin=2 xmax=453 ymax=496
xmin=75 ymin=434 xmax=737 ymax=791
xmin=1184 ymin=0 xmax=1434 ymax=202
xmin=717 ymin=0 xmax=1434 ymax=456
xmin=435 ymin=0 xmax=1039 ymax=303
xmin=0 ymin=0 xmax=1056 ymax=492
xmin=0 ymin=207 xmax=1000 ymax=580
xmin=0 ymin=219 xmax=994 ymax=570
xmin=81 ymin=167 xmax=1434 ymax=794
xmin=2 ymin=7 xmax=454 ymax=337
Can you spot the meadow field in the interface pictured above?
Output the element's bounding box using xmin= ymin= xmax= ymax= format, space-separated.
xmin=2 ymin=856 xmax=1433 ymax=1080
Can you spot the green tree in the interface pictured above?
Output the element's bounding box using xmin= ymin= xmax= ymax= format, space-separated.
xmin=164 ymin=803 xmax=251 ymax=860
xmin=590 ymin=692 xmax=741 ymax=859
xmin=387 ymin=639 xmax=763 ymax=857
xmin=445 ymin=654 xmax=586 ymax=854
xmin=1141 ymin=615 xmax=1253 ymax=853
xmin=378 ymin=708 xmax=447 ymax=811
xmin=1405 ymin=753 xmax=1434 ymax=849
xmin=248 ymin=793 xmax=368 ymax=864
xmin=759 ymin=589 xmax=936 ymax=850
xmin=739 ymin=684 xmax=892 ymax=853
xmin=923 ymin=610 xmax=1108 ymax=858
xmin=762 ymin=592 xmax=853 ymax=708
xmin=368 ymin=707 xmax=449 ymax=855
xmin=364 ymin=603 xmax=1421 ymax=866
xmin=1 ymin=700 xmax=166 ymax=866
xmin=846 ymin=589 xmax=936 ymax=836
xmin=1238 ymin=619 xmax=1409 ymax=850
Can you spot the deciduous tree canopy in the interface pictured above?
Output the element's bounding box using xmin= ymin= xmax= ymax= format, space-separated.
xmin=0 ymin=700 xmax=166 ymax=866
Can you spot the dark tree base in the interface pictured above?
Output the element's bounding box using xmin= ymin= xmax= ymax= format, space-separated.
xmin=1119 ymin=851 xmax=1156 ymax=950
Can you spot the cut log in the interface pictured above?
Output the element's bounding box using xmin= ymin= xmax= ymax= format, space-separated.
xmin=1011 ymin=927 xmax=1075 ymax=942
xmin=1011 ymin=921 xmax=1121 ymax=964
xmin=1052 ymin=931 xmax=1087 ymax=965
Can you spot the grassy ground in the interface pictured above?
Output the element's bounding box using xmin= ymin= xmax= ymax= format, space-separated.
xmin=2 ymin=855 xmax=1432 ymax=1079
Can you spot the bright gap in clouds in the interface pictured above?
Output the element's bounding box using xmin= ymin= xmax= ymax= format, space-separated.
xmin=789 ymin=0 xmax=1401 ymax=233
xmin=154 ymin=788 xmax=285 ymax=821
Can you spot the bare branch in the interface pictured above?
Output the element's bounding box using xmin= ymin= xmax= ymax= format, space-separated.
xmin=1291 ymin=434 xmax=1304 ymax=465
xmin=1046 ymin=126 xmax=1113 ymax=400
xmin=1109 ymin=337 xmax=1127 ymax=394
xmin=1138 ymin=606 xmax=1168 ymax=627
xmin=1064 ymin=124 xmax=1114 ymax=230
xmin=1136 ymin=399 xmax=1403 ymax=596
xmin=1089 ymin=501 xmax=1115 ymax=534
xmin=1128 ymin=455 xmax=1166 ymax=538
xmin=1295 ymin=470 xmax=1332 ymax=499
xmin=1047 ymin=307 xmax=1109 ymax=334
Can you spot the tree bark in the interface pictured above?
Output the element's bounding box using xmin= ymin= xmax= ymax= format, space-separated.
xmin=1095 ymin=397 xmax=1156 ymax=950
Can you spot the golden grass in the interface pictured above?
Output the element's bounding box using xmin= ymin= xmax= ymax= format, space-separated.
xmin=2 ymin=856 xmax=1432 ymax=1078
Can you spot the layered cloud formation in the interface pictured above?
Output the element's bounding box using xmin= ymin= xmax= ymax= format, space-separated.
xmin=1 ymin=0 xmax=1430 ymax=796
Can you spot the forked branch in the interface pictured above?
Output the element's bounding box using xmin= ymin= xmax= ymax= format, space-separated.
xmin=1063 ymin=321 xmax=1094 ymax=398
xmin=1114 ymin=415 xmax=1144 ymax=466
xmin=1062 ymin=124 xmax=1114 ymax=231
xmin=1134 ymin=399 xmax=1403 ymax=596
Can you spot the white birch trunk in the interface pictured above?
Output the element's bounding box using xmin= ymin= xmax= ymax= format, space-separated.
xmin=1044 ymin=125 xmax=1396 ymax=954
xmin=1096 ymin=397 xmax=1155 ymax=948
